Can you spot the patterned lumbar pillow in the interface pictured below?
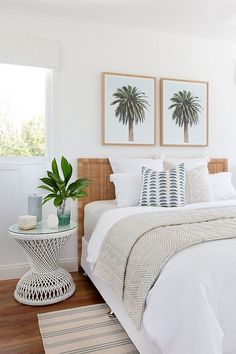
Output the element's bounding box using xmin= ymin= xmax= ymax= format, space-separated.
xmin=185 ymin=165 xmax=214 ymax=204
xmin=139 ymin=163 xmax=186 ymax=207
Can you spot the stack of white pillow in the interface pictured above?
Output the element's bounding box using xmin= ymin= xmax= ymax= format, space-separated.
xmin=109 ymin=156 xmax=236 ymax=207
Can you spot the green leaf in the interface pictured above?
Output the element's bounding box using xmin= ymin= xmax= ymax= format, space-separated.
xmin=66 ymin=163 xmax=73 ymax=185
xmin=53 ymin=195 xmax=63 ymax=207
xmin=67 ymin=180 xmax=80 ymax=192
xmin=42 ymin=193 xmax=57 ymax=205
xmin=76 ymin=191 xmax=87 ymax=199
xmin=56 ymin=182 xmax=65 ymax=190
xmin=61 ymin=156 xmax=70 ymax=179
xmin=40 ymin=177 xmax=57 ymax=190
xmin=48 ymin=171 xmax=63 ymax=184
xmin=60 ymin=156 xmax=73 ymax=186
xmin=52 ymin=158 xmax=60 ymax=179
xmin=68 ymin=178 xmax=90 ymax=192
xmin=37 ymin=185 xmax=55 ymax=193
xmin=69 ymin=190 xmax=87 ymax=200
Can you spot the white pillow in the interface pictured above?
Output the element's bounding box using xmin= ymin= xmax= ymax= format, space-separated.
xmin=110 ymin=173 xmax=141 ymax=207
xmin=163 ymin=156 xmax=209 ymax=170
xmin=109 ymin=156 xmax=163 ymax=174
xmin=185 ymin=165 xmax=214 ymax=204
xmin=209 ymin=172 xmax=236 ymax=201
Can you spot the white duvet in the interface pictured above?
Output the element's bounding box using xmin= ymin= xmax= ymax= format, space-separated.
xmin=87 ymin=200 xmax=236 ymax=354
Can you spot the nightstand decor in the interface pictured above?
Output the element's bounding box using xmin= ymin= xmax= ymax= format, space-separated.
xmin=8 ymin=222 xmax=77 ymax=306
xmin=38 ymin=156 xmax=90 ymax=226
xmin=28 ymin=194 xmax=42 ymax=221
xmin=18 ymin=215 xmax=37 ymax=230
xmin=47 ymin=214 xmax=59 ymax=228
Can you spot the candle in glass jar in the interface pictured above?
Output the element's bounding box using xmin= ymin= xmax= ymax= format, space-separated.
xmin=28 ymin=194 xmax=42 ymax=222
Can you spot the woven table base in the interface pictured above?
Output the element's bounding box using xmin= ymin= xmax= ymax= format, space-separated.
xmin=8 ymin=223 xmax=77 ymax=306
xmin=15 ymin=267 xmax=75 ymax=306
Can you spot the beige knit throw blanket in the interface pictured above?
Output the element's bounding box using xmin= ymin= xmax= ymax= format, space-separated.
xmin=94 ymin=207 xmax=236 ymax=328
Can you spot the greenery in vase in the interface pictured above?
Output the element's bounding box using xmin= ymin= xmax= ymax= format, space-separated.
xmin=38 ymin=156 xmax=90 ymax=207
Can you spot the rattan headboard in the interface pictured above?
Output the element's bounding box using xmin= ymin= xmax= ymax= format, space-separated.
xmin=77 ymin=157 xmax=228 ymax=265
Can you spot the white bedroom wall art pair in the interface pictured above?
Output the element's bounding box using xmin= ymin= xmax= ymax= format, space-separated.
xmin=102 ymin=72 xmax=208 ymax=147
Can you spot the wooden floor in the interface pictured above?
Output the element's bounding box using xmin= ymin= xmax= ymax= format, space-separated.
xmin=0 ymin=271 xmax=103 ymax=354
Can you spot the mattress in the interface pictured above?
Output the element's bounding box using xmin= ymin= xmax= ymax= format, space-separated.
xmin=84 ymin=200 xmax=116 ymax=240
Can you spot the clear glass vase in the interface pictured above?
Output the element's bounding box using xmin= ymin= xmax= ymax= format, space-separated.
xmin=57 ymin=198 xmax=70 ymax=226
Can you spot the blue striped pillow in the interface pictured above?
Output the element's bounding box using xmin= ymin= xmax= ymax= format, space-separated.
xmin=139 ymin=163 xmax=186 ymax=207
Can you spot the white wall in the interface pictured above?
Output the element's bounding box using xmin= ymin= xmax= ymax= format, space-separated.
xmin=1 ymin=9 xmax=236 ymax=279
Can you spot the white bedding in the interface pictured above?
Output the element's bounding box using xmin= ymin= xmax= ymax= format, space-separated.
xmin=87 ymin=199 xmax=236 ymax=354
xmin=84 ymin=200 xmax=116 ymax=240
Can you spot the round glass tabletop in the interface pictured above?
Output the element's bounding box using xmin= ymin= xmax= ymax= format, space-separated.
xmin=8 ymin=221 xmax=77 ymax=235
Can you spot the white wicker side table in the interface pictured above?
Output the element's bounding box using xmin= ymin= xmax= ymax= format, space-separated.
xmin=8 ymin=221 xmax=77 ymax=306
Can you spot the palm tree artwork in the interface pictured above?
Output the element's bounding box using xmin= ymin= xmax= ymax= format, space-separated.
xmin=110 ymin=85 xmax=150 ymax=142
xmin=168 ymin=90 xmax=203 ymax=144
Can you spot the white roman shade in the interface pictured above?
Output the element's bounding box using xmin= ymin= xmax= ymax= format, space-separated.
xmin=0 ymin=32 xmax=60 ymax=69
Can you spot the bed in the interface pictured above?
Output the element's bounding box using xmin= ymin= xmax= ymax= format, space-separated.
xmin=77 ymin=158 xmax=236 ymax=354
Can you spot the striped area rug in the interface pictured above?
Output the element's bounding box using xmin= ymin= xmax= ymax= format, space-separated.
xmin=38 ymin=303 xmax=139 ymax=354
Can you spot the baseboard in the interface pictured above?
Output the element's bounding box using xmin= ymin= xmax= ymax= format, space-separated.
xmin=0 ymin=257 xmax=78 ymax=280
xmin=0 ymin=263 xmax=31 ymax=280
xmin=60 ymin=257 xmax=78 ymax=273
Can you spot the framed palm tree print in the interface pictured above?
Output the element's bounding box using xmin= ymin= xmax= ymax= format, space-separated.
xmin=102 ymin=72 xmax=156 ymax=145
xmin=160 ymin=78 xmax=208 ymax=146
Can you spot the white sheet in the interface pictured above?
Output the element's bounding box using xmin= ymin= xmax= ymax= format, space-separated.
xmin=87 ymin=199 xmax=236 ymax=354
xmin=84 ymin=200 xmax=116 ymax=240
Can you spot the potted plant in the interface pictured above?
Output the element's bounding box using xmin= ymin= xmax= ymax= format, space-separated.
xmin=38 ymin=156 xmax=90 ymax=226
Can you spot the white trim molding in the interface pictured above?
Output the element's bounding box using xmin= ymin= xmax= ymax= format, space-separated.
xmin=0 ymin=258 xmax=78 ymax=280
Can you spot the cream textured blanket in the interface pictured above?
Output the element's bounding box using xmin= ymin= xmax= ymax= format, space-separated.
xmin=94 ymin=207 xmax=236 ymax=328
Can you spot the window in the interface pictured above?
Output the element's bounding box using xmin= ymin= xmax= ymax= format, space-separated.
xmin=0 ymin=64 xmax=51 ymax=159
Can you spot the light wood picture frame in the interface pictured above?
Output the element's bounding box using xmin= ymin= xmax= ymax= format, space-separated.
xmin=102 ymin=72 xmax=156 ymax=146
xmin=160 ymin=78 xmax=208 ymax=146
